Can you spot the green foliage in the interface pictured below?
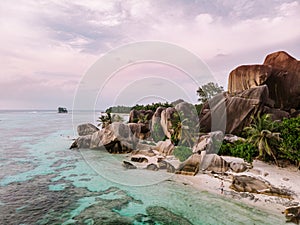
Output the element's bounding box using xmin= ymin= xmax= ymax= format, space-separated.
xmin=244 ymin=113 xmax=281 ymax=165
xmin=173 ymin=146 xmax=193 ymax=162
xmin=106 ymin=106 xmax=131 ymax=114
xmin=196 ymin=82 xmax=224 ymax=104
xmin=219 ymin=141 xmax=257 ymax=163
xmin=278 ymin=117 xmax=300 ymax=167
xmin=131 ymin=102 xmax=173 ymax=112
xmin=97 ymin=112 xmax=112 ymax=128
xmin=194 ymin=104 xmax=203 ymax=115
xmin=152 ymin=123 xmax=166 ymax=142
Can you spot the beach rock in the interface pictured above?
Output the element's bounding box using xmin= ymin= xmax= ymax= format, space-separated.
xmin=158 ymin=160 xmax=176 ymax=173
xmin=128 ymin=123 xmax=150 ymax=140
xmin=146 ymin=163 xmax=159 ymax=171
xmin=224 ymin=134 xmax=245 ymax=143
xmin=122 ymin=161 xmax=137 ymax=169
xmin=153 ymin=139 xmax=175 ymax=156
xmin=230 ymin=161 xmax=248 ymax=173
xmin=228 ymin=65 xmax=272 ymax=93
xmin=151 ymin=107 xmax=166 ymax=142
xmin=77 ymin=123 xmax=99 ymax=136
xmin=230 ymin=175 xmax=271 ymax=193
xmin=90 ymin=122 xmax=136 ymax=153
xmin=131 ymin=156 xmax=148 ymax=163
xmin=70 ymin=134 xmax=93 ymax=149
xmin=200 ymin=85 xmax=269 ymax=134
xmin=201 ymin=154 xmax=229 ymax=173
xmin=263 ymin=107 xmax=290 ymax=121
xmin=264 ymin=51 xmax=300 ymax=110
xmin=160 ymin=107 xmax=177 ymax=139
xmin=131 ymin=149 xmax=156 ymax=157
xmin=175 ymin=101 xmax=198 ymax=125
xmin=283 ymin=206 xmax=300 ymax=224
xmin=230 ymin=175 xmax=293 ymax=198
xmin=176 ymin=154 xmax=201 ymax=176
xmin=192 ymin=131 xmax=224 ymax=154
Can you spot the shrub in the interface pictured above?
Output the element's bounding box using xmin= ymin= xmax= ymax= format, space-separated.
xmin=278 ymin=117 xmax=300 ymax=167
xmin=219 ymin=141 xmax=257 ymax=163
xmin=173 ymin=146 xmax=193 ymax=162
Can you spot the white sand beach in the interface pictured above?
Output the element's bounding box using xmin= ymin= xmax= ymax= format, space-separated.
xmin=175 ymin=158 xmax=300 ymax=217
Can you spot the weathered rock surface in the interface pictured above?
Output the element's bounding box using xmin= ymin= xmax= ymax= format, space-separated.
xmin=153 ymin=139 xmax=175 ymax=156
xmin=228 ymin=51 xmax=300 ymax=110
xmin=176 ymin=154 xmax=201 ymax=176
xmin=201 ymin=154 xmax=229 ymax=173
xmin=74 ymin=135 xmax=92 ymax=149
xmin=131 ymin=156 xmax=148 ymax=163
xmin=193 ymin=131 xmax=224 ymax=154
xmin=230 ymin=161 xmax=248 ymax=173
xmin=230 ymin=175 xmax=293 ymax=198
xmin=264 ymin=51 xmax=300 ymax=110
xmin=158 ymin=160 xmax=176 ymax=173
xmin=131 ymin=149 xmax=156 ymax=157
xmin=128 ymin=123 xmax=150 ymax=140
xmin=283 ymin=206 xmax=300 ymax=224
xmin=122 ymin=161 xmax=137 ymax=169
xmin=200 ymin=85 xmax=270 ymax=134
xmin=86 ymin=122 xmax=136 ymax=153
xmin=77 ymin=123 xmax=99 ymax=136
xmin=146 ymin=163 xmax=159 ymax=171
xmin=160 ymin=107 xmax=177 ymax=139
xmin=228 ymin=65 xmax=272 ymax=93
xmin=151 ymin=107 xmax=166 ymax=142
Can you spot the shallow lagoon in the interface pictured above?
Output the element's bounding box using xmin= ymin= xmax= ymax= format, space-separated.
xmin=0 ymin=111 xmax=285 ymax=224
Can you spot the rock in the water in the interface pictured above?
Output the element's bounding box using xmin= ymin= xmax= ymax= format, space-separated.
xmin=146 ymin=206 xmax=192 ymax=225
xmin=283 ymin=206 xmax=300 ymax=224
xmin=77 ymin=123 xmax=99 ymax=136
xmin=153 ymin=139 xmax=175 ymax=156
xmin=146 ymin=163 xmax=159 ymax=171
xmin=176 ymin=154 xmax=201 ymax=176
xmin=230 ymin=161 xmax=248 ymax=173
xmin=193 ymin=131 xmax=224 ymax=154
xmin=158 ymin=161 xmax=176 ymax=173
xmin=90 ymin=122 xmax=137 ymax=153
xmin=122 ymin=161 xmax=137 ymax=169
xmin=228 ymin=65 xmax=272 ymax=93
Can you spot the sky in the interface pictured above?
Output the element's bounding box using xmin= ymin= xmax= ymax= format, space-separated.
xmin=0 ymin=0 xmax=300 ymax=110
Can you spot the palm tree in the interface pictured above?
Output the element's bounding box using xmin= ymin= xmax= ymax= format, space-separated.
xmin=244 ymin=113 xmax=281 ymax=165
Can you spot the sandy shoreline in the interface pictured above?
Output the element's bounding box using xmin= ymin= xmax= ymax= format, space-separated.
xmin=173 ymin=158 xmax=300 ymax=218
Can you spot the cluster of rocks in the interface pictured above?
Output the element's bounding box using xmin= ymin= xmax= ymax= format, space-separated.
xmin=200 ymin=51 xmax=300 ymax=134
xmin=69 ymin=51 xmax=300 ymax=223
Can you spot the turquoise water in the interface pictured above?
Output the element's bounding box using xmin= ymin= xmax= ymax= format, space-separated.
xmin=0 ymin=111 xmax=285 ymax=224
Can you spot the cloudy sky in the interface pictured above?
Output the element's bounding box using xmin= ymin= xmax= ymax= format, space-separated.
xmin=1 ymin=0 xmax=300 ymax=110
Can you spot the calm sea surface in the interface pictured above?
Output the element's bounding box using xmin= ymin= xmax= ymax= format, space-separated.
xmin=0 ymin=110 xmax=285 ymax=224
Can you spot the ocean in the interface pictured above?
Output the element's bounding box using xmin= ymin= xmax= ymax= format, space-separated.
xmin=0 ymin=110 xmax=285 ymax=224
